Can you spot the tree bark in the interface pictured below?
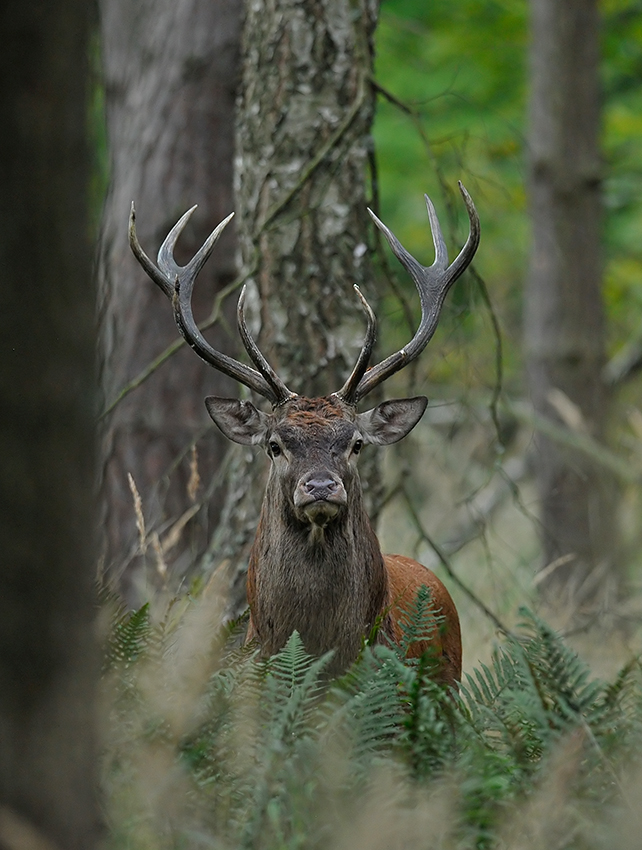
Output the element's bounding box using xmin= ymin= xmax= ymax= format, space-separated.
xmin=0 ymin=2 xmax=100 ymax=848
xmin=98 ymin=0 xmax=241 ymax=603
xmin=205 ymin=0 xmax=381 ymax=616
xmin=526 ymin=0 xmax=617 ymax=608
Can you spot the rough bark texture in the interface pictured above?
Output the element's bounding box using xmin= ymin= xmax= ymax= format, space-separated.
xmin=526 ymin=0 xmax=616 ymax=607
xmin=0 ymin=2 xmax=100 ymax=848
xmin=204 ymin=0 xmax=381 ymax=615
xmin=98 ymin=0 xmax=242 ymax=603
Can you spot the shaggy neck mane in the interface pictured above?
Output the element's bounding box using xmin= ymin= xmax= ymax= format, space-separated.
xmin=248 ymin=467 xmax=389 ymax=673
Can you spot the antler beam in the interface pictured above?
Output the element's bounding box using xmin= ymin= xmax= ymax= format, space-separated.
xmin=129 ymin=204 xmax=295 ymax=406
xmin=336 ymin=182 xmax=480 ymax=405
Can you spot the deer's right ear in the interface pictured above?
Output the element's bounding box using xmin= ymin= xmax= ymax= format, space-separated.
xmin=204 ymin=397 xmax=270 ymax=446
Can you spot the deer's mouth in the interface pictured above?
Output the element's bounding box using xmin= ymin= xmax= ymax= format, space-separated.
xmin=299 ymin=499 xmax=343 ymax=527
xmin=294 ymin=474 xmax=347 ymax=526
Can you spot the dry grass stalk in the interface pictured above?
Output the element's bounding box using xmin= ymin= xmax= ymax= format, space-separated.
xmin=150 ymin=532 xmax=168 ymax=582
xmin=187 ymin=444 xmax=200 ymax=503
xmin=127 ymin=472 xmax=147 ymax=554
xmin=160 ymin=503 xmax=200 ymax=555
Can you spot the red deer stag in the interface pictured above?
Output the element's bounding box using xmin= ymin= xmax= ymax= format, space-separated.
xmin=129 ymin=183 xmax=480 ymax=684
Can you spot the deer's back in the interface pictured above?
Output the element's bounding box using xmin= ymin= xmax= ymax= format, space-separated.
xmin=385 ymin=554 xmax=462 ymax=687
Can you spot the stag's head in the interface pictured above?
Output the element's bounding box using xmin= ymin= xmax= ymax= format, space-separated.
xmin=129 ymin=184 xmax=480 ymax=531
xmin=205 ymin=393 xmax=428 ymax=531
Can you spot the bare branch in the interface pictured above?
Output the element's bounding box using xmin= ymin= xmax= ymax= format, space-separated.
xmin=400 ymin=486 xmax=515 ymax=638
xmin=508 ymin=400 xmax=642 ymax=484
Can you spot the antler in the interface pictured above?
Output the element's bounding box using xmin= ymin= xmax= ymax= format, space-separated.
xmin=335 ymin=182 xmax=480 ymax=406
xmin=129 ymin=204 xmax=295 ymax=406
xmin=335 ymin=285 xmax=377 ymax=402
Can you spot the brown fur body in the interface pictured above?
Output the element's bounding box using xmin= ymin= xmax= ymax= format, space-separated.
xmin=385 ymin=554 xmax=461 ymax=686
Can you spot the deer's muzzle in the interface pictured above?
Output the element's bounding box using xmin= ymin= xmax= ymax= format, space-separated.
xmin=294 ymin=473 xmax=347 ymax=525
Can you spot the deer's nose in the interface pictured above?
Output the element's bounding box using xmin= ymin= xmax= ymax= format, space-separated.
xmin=303 ymin=477 xmax=339 ymax=500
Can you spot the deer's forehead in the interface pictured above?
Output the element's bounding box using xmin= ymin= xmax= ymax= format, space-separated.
xmin=274 ymin=417 xmax=356 ymax=453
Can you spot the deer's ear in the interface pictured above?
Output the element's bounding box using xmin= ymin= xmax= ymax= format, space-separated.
xmin=204 ymin=397 xmax=271 ymax=446
xmin=356 ymin=397 xmax=428 ymax=446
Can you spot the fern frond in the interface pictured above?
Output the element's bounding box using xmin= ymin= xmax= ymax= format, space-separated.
xmin=263 ymin=632 xmax=333 ymax=732
xmin=106 ymin=602 xmax=151 ymax=668
xmin=400 ymin=651 xmax=459 ymax=778
xmin=517 ymin=608 xmax=613 ymax=732
xmin=397 ymin=583 xmax=445 ymax=659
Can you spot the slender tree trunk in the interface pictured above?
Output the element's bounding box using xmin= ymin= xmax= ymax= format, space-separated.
xmin=98 ymin=0 xmax=241 ymax=603
xmin=526 ymin=0 xmax=617 ymax=608
xmin=0 ymin=3 xmax=100 ymax=848
xmin=205 ymin=0 xmax=381 ymax=616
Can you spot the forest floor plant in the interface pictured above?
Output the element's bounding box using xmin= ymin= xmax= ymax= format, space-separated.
xmin=102 ymin=585 xmax=642 ymax=850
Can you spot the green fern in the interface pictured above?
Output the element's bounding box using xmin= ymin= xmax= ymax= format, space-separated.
xmin=517 ymin=608 xmax=605 ymax=723
xmin=397 ymin=583 xmax=446 ymax=660
xmin=103 ymin=594 xmax=642 ymax=850
xmin=325 ymin=645 xmax=404 ymax=773
xmin=398 ymin=650 xmax=458 ymax=778
xmin=106 ymin=602 xmax=151 ymax=668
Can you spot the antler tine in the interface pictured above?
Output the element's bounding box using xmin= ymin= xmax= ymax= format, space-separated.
xmin=130 ymin=204 xmax=281 ymax=404
xmin=237 ymin=285 xmax=296 ymax=406
xmin=444 ymin=181 xmax=480 ymax=282
xmin=157 ymin=206 xmax=234 ymax=285
xmin=129 ymin=203 xmax=174 ymax=298
xmin=352 ymin=183 xmax=480 ymax=403
xmin=334 ymin=285 xmax=377 ymax=405
xmin=424 ymin=193 xmax=449 ymax=269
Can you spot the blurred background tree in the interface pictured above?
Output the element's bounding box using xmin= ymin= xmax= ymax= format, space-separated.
xmin=98 ymin=0 xmax=241 ymax=604
xmin=526 ymin=0 xmax=614 ymax=611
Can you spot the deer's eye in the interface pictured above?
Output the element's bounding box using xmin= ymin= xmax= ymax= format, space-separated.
xmin=268 ymin=441 xmax=281 ymax=457
xmin=352 ymin=440 xmax=363 ymax=455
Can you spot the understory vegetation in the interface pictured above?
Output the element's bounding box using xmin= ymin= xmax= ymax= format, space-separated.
xmin=102 ymin=590 xmax=642 ymax=850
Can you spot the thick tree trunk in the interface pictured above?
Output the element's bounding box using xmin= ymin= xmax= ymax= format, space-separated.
xmin=0 ymin=3 xmax=100 ymax=848
xmin=98 ymin=0 xmax=241 ymax=603
xmin=205 ymin=0 xmax=381 ymax=616
xmin=526 ymin=0 xmax=616 ymax=608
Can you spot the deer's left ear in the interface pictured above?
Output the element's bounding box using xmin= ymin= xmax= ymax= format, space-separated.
xmin=356 ymin=397 xmax=428 ymax=445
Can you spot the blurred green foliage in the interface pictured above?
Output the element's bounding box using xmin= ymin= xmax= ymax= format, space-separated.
xmin=603 ymin=0 xmax=642 ymax=339
xmin=373 ymin=0 xmax=642 ymax=390
xmin=104 ymin=597 xmax=642 ymax=849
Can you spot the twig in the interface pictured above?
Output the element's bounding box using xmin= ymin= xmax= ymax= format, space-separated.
xmin=442 ymin=454 xmax=532 ymax=558
xmin=469 ymin=266 xmax=505 ymax=448
xmin=400 ymin=486 xmax=514 ymax=638
xmin=603 ymin=317 xmax=642 ymax=387
xmin=371 ymin=76 xmax=457 ymax=222
xmin=507 ymin=399 xmax=642 ymax=484
xmin=99 ymin=267 xmax=253 ymax=420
